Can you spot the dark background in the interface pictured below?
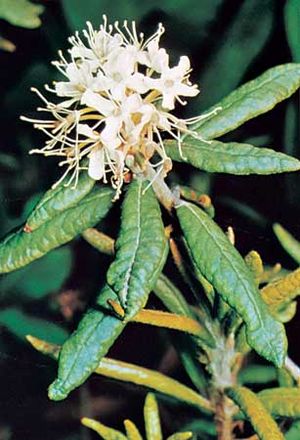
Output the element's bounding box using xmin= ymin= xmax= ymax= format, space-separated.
xmin=0 ymin=1 xmax=299 ymax=439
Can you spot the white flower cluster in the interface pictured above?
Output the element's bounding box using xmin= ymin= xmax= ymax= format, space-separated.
xmin=22 ymin=16 xmax=212 ymax=196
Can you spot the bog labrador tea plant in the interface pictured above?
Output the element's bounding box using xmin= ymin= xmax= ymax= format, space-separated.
xmin=1 ymin=12 xmax=300 ymax=440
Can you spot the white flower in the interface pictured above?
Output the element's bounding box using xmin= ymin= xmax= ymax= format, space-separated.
xmin=145 ymin=56 xmax=199 ymax=110
xmin=22 ymin=16 xmax=217 ymax=196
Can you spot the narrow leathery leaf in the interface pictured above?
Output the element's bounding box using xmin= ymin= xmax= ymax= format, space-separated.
xmin=26 ymin=336 xmax=213 ymax=413
xmin=124 ymin=420 xmax=143 ymax=440
xmin=258 ymin=388 xmax=300 ymax=417
xmin=0 ymin=0 xmax=44 ymax=28
xmin=153 ymin=273 xmax=192 ymax=317
xmin=96 ymin=358 xmax=213 ymax=414
xmin=81 ymin=417 xmax=127 ymax=440
xmin=285 ymin=420 xmax=300 ymax=440
xmin=245 ymin=251 xmax=264 ymax=285
xmin=0 ymin=308 xmax=68 ymax=344
xmin=144 ymin=393 xmax=163 ymax=440
xmin=132 ymin=309 xmax=215 ymax=348
xmin=238 ymin=365 xmax=277 ymax=385
xmin=194 ymin=64 xmax=300 ymax=140
xmin=0 ymin=186 xmax=113 ymax=274
xmin=166 ymin=433 xmax=193 ymax=440
xmin=284 ymin=0 xmax=300 ymax=62
xmin=176 ymin=202 xmax=287 ymax=367
xmin=273 ymin=223 xmax=300 ymax=264
xmin=26 ymin=335 xmax=60 ymax=359
xmin=48 ymin=285 xmax=125 ymax=401
xmin=82 ymin=228 xmax=114 ymax=255
xmin=227 ymin=387 xmax=284 ymax=440
xmin=26 ymin=173 xmax=95 ymax=231
xmin=165 ymin=139 xmax=300 ymax=175
xmin=107 ymin=180 xmax=168 ymax=319
xmin=261 ymin=268 xmax=300 ymax=308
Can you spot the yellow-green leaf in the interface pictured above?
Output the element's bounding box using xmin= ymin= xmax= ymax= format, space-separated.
xmin=144 ymin=393 xmax=163 ymax=440
xmin=227 ymin=386 xmax=284 ymax=440
xmin=0 ymin=0 xmax=44 ymax=28
xmin=258 ymin=388 xmax=300 ymax=418
xmin=124 ymin=420 xmax=143 ymax=440
xmin=273 ymin=223 xmax=300 ymax=264
xmin=81 ymin=417 xmax=127 ymax=440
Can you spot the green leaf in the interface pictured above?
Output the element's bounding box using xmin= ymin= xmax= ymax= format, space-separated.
xmin=153 ymin=273 xmax=192 ymax=317
xmin=0 ymin=308 xmax=68 ymax=344
xmin=284 ymin=0 xmax=300 ymax=62
xmin=0 ymin=186 xmax=113 ymax=274
xmin=285 ymin=420 xmax=300 ymax=440
xmin=26 ymin=172 xmax=95 ymax=231
xmin=0 ymin=0 xmax=44 ymax=28
xmin=194 ymin=64 xmax=300 ymax=140
xmin=176 ymin=202 xmax=287 ymax=367
xmin=107 ymin=180 xmax=168 ymax=319
xmin=238 ymin=365 xmax=277 ymax=385
xmin=165 ymin=138 xmax=300 ymax=175
xmin=227 ymin=386 xmax=284 ymax=440
xmin=258 ymin=388 xmax=300 ymax=418
xmin=273 ymin=223 xmax=300 ymax=265
xmin=195 ymin=0 xmax=274 ymax=110
xmin=144 ymin=393 xmax=163 ymax=440
xmin=0 ymin=247 xmax=72 ymax=299
xmin=81 ymin=417 xmax=127 ymax=440
xmin=48 ymin=285 xmax=125 ymax=401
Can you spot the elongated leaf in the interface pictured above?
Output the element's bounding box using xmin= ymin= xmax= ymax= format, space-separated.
xmin=194 ymin=64 xmax=300 ymax=140
xmin=144 ymin=393 xmax=163 ymax=440
xmin=0 ymin=0 xmax=44 ymax=28
xmin=0 ymin=186 xmax=113 ymax=274
xmin=124 ymin=420 xmax=143 ymax=440
xmin=238 ymin=365 xmax=277 ymax=385
xmin=27 ymin=335 xmax=213 ymax=414
xmin=227 ymin=387 xmax=284 ymax=440
xmin=167 ymin=434 xmax=193 ymax=440
xmin=273 ymin=223 xmax=300 ymax=264
xmin=258 ymin=388 xmax=300 ymax=417
xmin=166 ymin=138 xmax=300 ymax=175
xmin=153 ymin=273 xmax=192 ymax=317
xmin=0 ymin=308 xmax=68 ymax=344
xmin=195 ymin=0 xmax=274 ymax=110
xmin=26 ymin=172 xmax=95 ymax=231
xmin=285 ymin=0 xmax=300 ymax=62
xmin=107 ymin=180 xmax=168 ymax=319
xmin=176 ymin=202 xmax=287 ymax=367
xmin=81 ymin=417 xmax=126 ymax=440
xmin=261 ymin=268 xmax=300 ymax=309
xmin=48 ymin=285 xmax=125 ymax=400
xmin=285 ymin=420 xmax=300 ymax=440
